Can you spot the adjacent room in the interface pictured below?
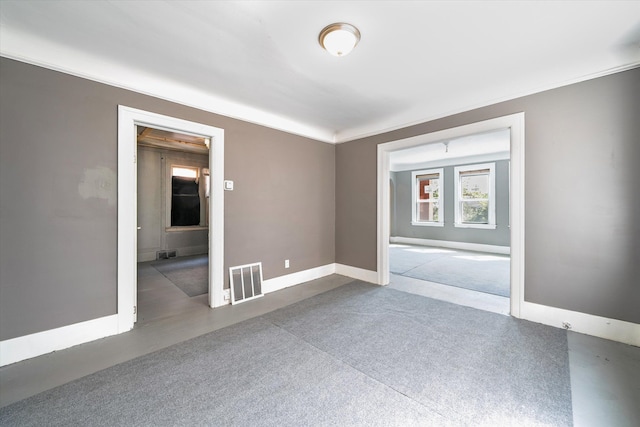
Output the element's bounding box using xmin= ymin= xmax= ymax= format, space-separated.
xmin=136 ymin=126 xmax=212 ymax=324
xmin=1 ymin=2 xmax=638 ymax=426
xmin=387 ymin=129 xmax=511 ymax=314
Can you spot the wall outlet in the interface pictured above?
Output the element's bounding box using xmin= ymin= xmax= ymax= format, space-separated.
xmin=223 ymin=289 xmax=230 ymax=301
xmin=285 ymin=259 xmax=290 ymax=269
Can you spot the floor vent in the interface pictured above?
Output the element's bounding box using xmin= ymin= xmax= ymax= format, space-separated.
xmin=156 ymin=250 xmax=177 ymax=260
xmin=229 ymin=262 xmax=264 ymax=305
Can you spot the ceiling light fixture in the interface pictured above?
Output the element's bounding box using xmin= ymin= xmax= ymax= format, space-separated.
xmin=319 ymin=23 xmax=361 ymax=57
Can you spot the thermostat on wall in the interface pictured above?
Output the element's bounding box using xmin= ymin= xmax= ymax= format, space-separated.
xmin=224 ymin=180 xmax=234 ymax=191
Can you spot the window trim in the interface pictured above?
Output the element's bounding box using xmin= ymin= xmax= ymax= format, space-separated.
xmin=166 ymin=163 xmax=209 ymax=230
xmin=454 ymin=162 xmax=496 ymax=229
xmin=411 ymin=168 xmax=444 ymax=227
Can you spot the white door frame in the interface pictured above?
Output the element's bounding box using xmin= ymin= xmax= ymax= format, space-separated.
xmin=117 ymin=106 xmax=225 ymax=333
xmin=377 ymin=113 xmax=525 ymax=318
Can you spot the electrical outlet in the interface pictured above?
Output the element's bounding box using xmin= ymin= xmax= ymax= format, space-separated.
xmin=285 ymin=259 xmax=290 ymax=269
xmin=223 ymin=290 xmax=230 ymax=301
xmin=562 ymin=321 xmax=572 ymax=330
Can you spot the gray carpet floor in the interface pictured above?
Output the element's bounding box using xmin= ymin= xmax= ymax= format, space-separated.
xmin=390 ymin=244 xmax=511 ymax=297
xmin=0 ymin=282 xmax=571 ymax=426
xmin=151 ymin=255 xmax=208 ymax=297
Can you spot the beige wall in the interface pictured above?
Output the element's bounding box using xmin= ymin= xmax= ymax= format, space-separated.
xmin=0 ymin=58 xmax=335 ymax=341
xmin=1 ymin=55 xmax=637 ymax=342
xmin=336 ymin=67 xmax=640 ymax=324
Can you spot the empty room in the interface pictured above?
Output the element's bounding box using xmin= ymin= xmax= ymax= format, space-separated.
xmin=1 ymin=2 xmax=639 ymax=426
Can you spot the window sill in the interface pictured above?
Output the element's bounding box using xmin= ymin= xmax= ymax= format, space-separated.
xmin=166 ymin=226 xmax=209 ymax=232
xmin=411 ymin=221 xmax=444 ymax=227
xmin=454 ymin=223 xmax=497 ymax=230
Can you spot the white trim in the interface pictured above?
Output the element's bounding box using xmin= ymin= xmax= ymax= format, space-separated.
xmin=378 ymin=113 xmax=525 ymax=320
xmin=411 ymin=222 xmax=445 ymax=227
xmin=118 ymin=106 xmax=226 ymax=335
xmin=0 ymin=31 xmax=334 ymax=143
xmin=335 ymin=264 xmax=379 ymax=284
xmin=3 ymin=28 xmax=637 ymax=145
xmin=520 ymin=302 xmax=640 ymax=347
xmin=335 ymin=63 xmax=640 ymax=143
xmin=262 ymin=264 xmax=337 ymax=294
xmin=166 ymin=161 xmax=209 ymax=229
xmin=454 ymin=162 xmax=496 ymax=228
xmin=390 ymin=236 xmax=510 ymax=255
xmin=0 ymin=315 xmax=119 ymax=367
xmin=453 ymin=223 xmax=497 ymax=230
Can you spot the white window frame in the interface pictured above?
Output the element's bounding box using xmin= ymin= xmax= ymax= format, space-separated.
xmin=411 ymin=168 xmax=444 ymax=227
xmin=454 ymin=162 xmax=496 ymax=229
xmin=166 ymin=163 xmax=209 ymax=230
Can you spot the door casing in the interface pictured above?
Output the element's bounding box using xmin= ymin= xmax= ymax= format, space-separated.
xmin=117 ymin=106 xmax=225 ymax=332
xmin=377 ymin=113 xmax=525 ymax=317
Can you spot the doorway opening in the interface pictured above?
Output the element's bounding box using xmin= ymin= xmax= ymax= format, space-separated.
xmin=387 ymin=129 xmax=511 ymax=314
xmin=117 ymin=106 xmax=224 ymax=333
xmin=377 ymin=113 xmax=525 ymax=318
xmin=136 ymin=126 xmax=211 ymax=325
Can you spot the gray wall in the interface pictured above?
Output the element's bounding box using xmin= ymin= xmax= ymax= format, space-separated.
xmin=0 ymin=58 xmax=335 ymax=341
xmin=336 ymin=67 xmax=640 ymax=324
xmin=137 ymin=146 xmax=209 ymax=261
xmin=392 ymin=160 xmax=510 ymax=247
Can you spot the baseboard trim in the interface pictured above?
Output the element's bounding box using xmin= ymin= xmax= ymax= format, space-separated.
xmin=0 ymin=314 xmax=119 ymax=367
xmin=261 ymin=263 xmax=379 ymax=293
xmin=335 ymin=264 xmax=379 ymax=284
xmin=262 ymin=264 xmax=337 ymax=294
xmin=390 ymin=236 xmax=510 ymax=255
xmin=521 ymin=301 xmax=640 ymax=347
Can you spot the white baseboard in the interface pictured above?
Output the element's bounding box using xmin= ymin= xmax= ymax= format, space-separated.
xmin=520 ymin=301 xmax=640 ymax=347
xmin=390 ymin=236 xmax=510 ymax=255
xmin=262 ymin=264 xmax=337 ymax=294
xmin=262 ymin=263 xmax=380 ymax=293
xmin=0 ymin=314 xmax=119 ymax=367
xmin=335 ymin=264 xmax=379 ymax=284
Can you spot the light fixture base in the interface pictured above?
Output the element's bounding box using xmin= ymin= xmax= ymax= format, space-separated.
xmin=319 ymin=22 xmax=361 ymax=57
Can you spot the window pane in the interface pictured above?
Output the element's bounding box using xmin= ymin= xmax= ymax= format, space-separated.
xmin=418 ymin=201 xmax=439 ymax=222
xmin=461 ymin=200 xmax=488 ymax=223
xmin=418 ymin=177 xmax=439 ymax=201
xmin=172 ymin=167 xmax=197 ymax=178
xmin=171 ymin=176 xmax=200 ymax=226
xmin=460 ymin=173 xmax=488 ymax=200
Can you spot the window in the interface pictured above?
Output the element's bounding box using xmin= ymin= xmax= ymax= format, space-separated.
xmin=171 ymin=166 xmax=200 ymax=226
xmin=454 ymin=163 xmax=495 ymax=229
xmin=411 ymin=168 xmax=443 ymax=226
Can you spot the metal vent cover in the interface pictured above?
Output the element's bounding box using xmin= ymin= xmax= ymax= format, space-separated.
xmin=229 ymin=262 xmax=264 ymax=304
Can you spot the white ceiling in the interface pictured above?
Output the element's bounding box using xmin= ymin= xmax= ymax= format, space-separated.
xmin=1 ymin=1 xmax=639 ymax=143
xmin=389 ymin=128 xmax=510 ymax=172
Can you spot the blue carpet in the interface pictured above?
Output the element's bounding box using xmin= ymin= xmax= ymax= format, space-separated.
xmin=151 ymin=254 xmax=208 ymax=297
xmin=0 ymin=282 xmax=572 ymax=426
xmin=390 ymin=244 xmax=510 ymax=297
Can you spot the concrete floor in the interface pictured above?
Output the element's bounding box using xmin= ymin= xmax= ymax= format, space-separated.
xmin=1 ymin=266 xmax=638 ymax=426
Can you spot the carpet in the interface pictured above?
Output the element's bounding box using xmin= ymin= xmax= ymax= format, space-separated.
xmin=0 ymin=282 xmax=572 ymax=426
xmin=390 ymin=244 xmax=510 ymax=297
xmin=151 ymin=254 xmax=208 ymax=297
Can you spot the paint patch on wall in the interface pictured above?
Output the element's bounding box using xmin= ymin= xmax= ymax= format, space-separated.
xmin=78 ymin=166 xmax=116 ymax=206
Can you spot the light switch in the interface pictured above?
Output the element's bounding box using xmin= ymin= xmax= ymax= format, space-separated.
xmin=224 ymin=180 xmax=234 ymax=191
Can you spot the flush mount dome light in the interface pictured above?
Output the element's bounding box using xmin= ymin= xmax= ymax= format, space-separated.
xmin=319 ymin=22 xmax=361 ymax=57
